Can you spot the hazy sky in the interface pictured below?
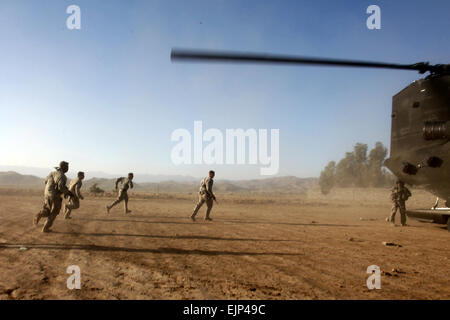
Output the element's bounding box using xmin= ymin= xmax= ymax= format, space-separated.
xmin=1 ymin=0 xmax=449 ymax=179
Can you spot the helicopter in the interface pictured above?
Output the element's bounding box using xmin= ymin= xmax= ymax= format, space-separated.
xmin=171 ymin=49 xmax=450 ymax=231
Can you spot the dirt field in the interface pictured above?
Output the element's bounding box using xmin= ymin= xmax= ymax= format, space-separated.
xmin=0 ymin=188 xmax=449 ymax=300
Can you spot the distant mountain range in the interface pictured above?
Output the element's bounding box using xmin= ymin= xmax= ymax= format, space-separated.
xmin=0 ymin=165 xmax=197 ymax=183
xmin=0 ymin=171 xmax=317 ymax=194
xmin=0 ymin=171 xmax=44 ymax=187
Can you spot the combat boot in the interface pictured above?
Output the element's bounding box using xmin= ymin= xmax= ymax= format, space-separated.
xmin=33 ymin=212 xmax=41 ymax=226
xmin=204 ymin=217 xmax=213 ymax=221
xmin=41 ymin=227 xmax=52 ymax=233
xmin=106 ymin=205 xmax=110 ymax=214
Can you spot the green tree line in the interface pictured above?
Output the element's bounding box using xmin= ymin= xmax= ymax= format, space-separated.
xmin=319 ymin=142 xmax=394 ymax=195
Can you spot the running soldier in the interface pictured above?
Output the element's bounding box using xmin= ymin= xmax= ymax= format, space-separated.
xmin=389 ymin=180 xmax=412 ymax=226
xmin=63 ymin=171 xmax=85 ymax=219
xmin=191 ymin=170 xmax=216 ymax=222
xmin=106 ymin=173 xmax=134 ymax=214
xmin=33 ymin=161 xmax=73 ymax=233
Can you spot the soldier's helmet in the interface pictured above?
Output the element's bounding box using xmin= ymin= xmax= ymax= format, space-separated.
xmin=396 ymin=180 xmax=404 ymax=186
xmin=58 ymin=161 xmax=69 ymax=173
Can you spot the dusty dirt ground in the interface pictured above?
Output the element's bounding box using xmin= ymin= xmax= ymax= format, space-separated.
xmin=0 ymin=188 xmax=449 ymax=300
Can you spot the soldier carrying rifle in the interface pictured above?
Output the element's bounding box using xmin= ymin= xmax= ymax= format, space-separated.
xmin=389 ymin=180 xmax=411 ymax=226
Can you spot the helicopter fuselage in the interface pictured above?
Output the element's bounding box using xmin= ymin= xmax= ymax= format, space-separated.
xmin=385 ymin=74 xmax=450 ymax=200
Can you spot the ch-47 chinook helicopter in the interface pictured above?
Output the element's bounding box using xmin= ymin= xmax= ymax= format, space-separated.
xmin=171 ymin=49 xmax=450 ymax=231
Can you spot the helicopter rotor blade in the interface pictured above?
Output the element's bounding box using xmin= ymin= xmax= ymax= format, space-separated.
xmin=171 ymin=48 xmax=432 ymax=73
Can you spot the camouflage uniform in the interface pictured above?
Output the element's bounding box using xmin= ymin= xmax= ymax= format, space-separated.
xmin=34 ymin=168 xmax=71 ymax=232
xmin=64 ymin=177 xmax=83 ymax=219
xmin=191 ymin=177 xmax=215 ymax=220
xmin=390 ymin=185 xmax=411 ymax=225
xmin=107 ymin=177 xmax=133 ymax=213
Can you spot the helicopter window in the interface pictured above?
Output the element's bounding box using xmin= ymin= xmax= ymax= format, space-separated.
xmin=402 ymin=163 xmax=418 ymax=175
xmin=427 ymin=156 xmax=443 ymax=168
xmin=412 ymin=102 xmax=420 ymax=108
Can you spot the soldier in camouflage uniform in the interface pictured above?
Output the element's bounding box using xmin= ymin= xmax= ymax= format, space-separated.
xmin=63 ymin=171 xmax=85 ymax=219
xmin=390 ymin=180 xmax=412 ymax=226
xmin=106 ymin=173 xmax=134 ymax=214
xmin=33 ymin=161 xmax=73 ymax=233
xmin=191 ymin=170 xmax=216 ymax=222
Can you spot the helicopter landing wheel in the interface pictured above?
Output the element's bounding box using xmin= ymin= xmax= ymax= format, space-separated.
xmin=447 ymin=217 xmax=450 ymax=232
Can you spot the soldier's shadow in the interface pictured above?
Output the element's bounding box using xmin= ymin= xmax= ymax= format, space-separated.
xmin=0 ymin=243 xmax=301 ymax=256
xmin=52 ymin=231 xmax=302 ymax=242
xmin=77 ymin=217 xmax=359 ymax=228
